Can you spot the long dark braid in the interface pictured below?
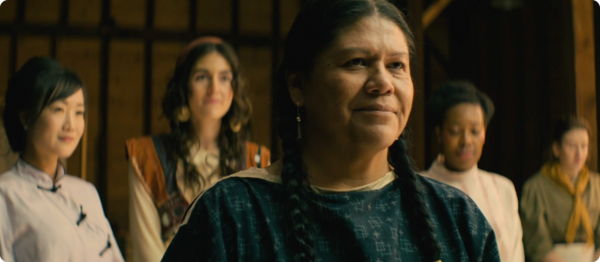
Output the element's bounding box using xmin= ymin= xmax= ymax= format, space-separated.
xmin=389 ymin=134 xmax=442 ymax=261
xmin=280 ymin=128 xmax=316 ymax=261
xmin=276 ymin=65 xmax=316 ymax=261
xmin=276 ymin=0 xmax=442 ymax=261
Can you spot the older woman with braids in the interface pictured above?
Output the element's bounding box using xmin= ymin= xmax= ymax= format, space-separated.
xmin=161 ymin=0 xmax=499 ymax=261
xmin=125 ymin=37 xmax=270 ymax=262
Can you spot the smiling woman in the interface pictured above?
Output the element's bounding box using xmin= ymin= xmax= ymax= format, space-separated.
xmin=0 ymin=57 xmax=124 ymax=262
xmin=521 ymin=116 xmax=600 ymax=262
xmin=125 ymin=37 xmax=270 ymax=262
xmin=161 ymin=1 xmax=500 ymax=261
xmin=420 ymin=81 xmax=524 ymax=262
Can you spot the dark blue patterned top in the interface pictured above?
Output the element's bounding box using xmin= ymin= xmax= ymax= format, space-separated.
xmin=162 ymin=168 xmax=500 ymax=262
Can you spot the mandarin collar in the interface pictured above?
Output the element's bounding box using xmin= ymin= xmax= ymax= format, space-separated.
xmin=428 ymin=154 xmax=478 ymax=183
xmin=16 ymin=158 xmax=66 ymax=189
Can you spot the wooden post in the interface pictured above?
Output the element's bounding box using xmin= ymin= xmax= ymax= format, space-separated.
xmin=406 ymin=0 xmax=426 ymax=170
xmin=422 ymin=0 xmax=451 ymax=30
xmin=572 ymin=0 xmax=597 ymax=171
xmin=80 ymin=124 xmax=87 ymax=180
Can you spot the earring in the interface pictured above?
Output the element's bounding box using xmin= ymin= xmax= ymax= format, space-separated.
xmin=23 ymin=125 xmax=28 ymax=131
xmin=176 ymin=106 xmax=190 ymax=122
xmin=296 ymin=103 xmax=302 ymax=139
xmin=229 ymin=120 xmax=242 ymax=133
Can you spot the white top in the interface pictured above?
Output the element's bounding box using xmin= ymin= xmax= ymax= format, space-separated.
xmin=420 ymin=155 xmax=524 ymax=262
xmin=0 ymin=159 xmax=124 ymax=262
xmin=128 ymin=147 xmax=220 ymax=262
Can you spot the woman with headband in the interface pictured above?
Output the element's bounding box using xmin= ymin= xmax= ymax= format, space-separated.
xmin=126 ymin=37 xmax=269 ymax=262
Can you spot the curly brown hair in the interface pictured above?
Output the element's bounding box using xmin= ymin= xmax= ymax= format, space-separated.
xmin=162 ymin=39 xmax=252 ymax=190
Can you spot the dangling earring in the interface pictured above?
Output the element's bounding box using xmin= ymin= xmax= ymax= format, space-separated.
xmin=296 ymin=103 xmax=302 ymax=139
xmin=229 ymin=119 xmax=241 ymax=133
xmin=176 ymin=106 xmax=190 ymax=122
xmin=23 ymin=124 xmax=28 ymax=131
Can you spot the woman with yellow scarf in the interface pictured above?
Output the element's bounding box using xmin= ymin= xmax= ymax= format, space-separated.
xmin=521 ymin=116 xmax=600 ymax=262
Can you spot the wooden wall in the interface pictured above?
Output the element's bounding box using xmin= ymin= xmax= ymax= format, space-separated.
xmin=0 ymin=0 xmax=301 ymax=258
xmin=422 ymin=0 xmax=599 ymax=198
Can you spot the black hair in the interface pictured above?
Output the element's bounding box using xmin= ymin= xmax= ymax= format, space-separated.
xmin=162 ymin=40 xmax=252 ymax=190
xmin=275 ymin=0 xmax=441 ymax=261
xmin=426 ymin=80 xmax=495 ymax=129
xmin=3 ymin=57 xmax=85 ymax=153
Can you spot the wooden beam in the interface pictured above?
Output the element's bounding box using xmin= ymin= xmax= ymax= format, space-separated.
xmin=80 ymin=122 xmax=88 ymax=180
xmin=16 ymin=0 xmax=26 ymax=24
xmin=232 ymin=0 xmax=240 ymax=49
xmin=98 ymin=0 xmax=111 ymax=209
xmin=9 ymin=33 xmax=16 ymax=74
xmin=596 ymin=0 xmax=600 ymax=175
xmin=0 ymin=23 xmax=282 ymax=46
xmin=572 ymin=0 xmax=597 ymax=170
xmin=143 ymin=0 xmax=154 ymax=135
xmin=422 ymin=0 xmax=451 ymax=30
xmin=407 ymin=0 xmax=426 ymax=170
xmin=60 ymin=0 xmax=69 ymax=24
xmin=271 ymin=0 xmax=281 ymax=160
xmin=189 ymin=0 xmax=196 ymax=32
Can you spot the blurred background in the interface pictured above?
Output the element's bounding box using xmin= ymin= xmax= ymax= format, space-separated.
xmin=0 ymin=0 xmax=598 ymax=259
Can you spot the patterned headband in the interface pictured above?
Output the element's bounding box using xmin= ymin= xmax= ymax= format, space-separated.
xmin=176 ymin=36 xmax=224 ymax=66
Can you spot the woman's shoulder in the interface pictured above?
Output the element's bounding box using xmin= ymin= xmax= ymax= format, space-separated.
xmin=125 ymin=134 xmax=157 ymax=144
xmin=477 ymin=169 xmax=518 ymax=198
xmin=243 ymin=141 xmax=265 ymax=148
xmin=125 ymin=135 xmax=164 ymax=154
xmin=478 ymin=169 xmax=514 ymax=186
xmin=420 ymin=175 xmax=493 ymax=223
xmin=204 ymin=164 xmax=282 ymax=198
xmin=242 ymin=141 xmax=271 ymax=168
xmin=0 ymin=166 xmax=22 ymax=193
xmin=60 ymin=174 xmax=98 ymax=191
xmin=589 ymin=170 xmax=600 ymax=179
xmin=59 ymin=175 xmax=102 ymax=200
xmin=419 ymin=175 xmax=472 ymax=202
xmin=419 ymin=175 xmax=496 ymax=243
xmin=180 ymin=166 xmax=282 ymax=226
xmin=587 ymin=170 xmax=600 ymax=188
xmin=522 ymin=171 xmax=546 ymax=188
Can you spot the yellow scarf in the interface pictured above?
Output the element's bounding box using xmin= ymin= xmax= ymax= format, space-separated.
xmin=542 ymin=162 xmax=594 ymax=245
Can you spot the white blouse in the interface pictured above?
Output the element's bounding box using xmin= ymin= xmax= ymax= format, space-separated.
xmin=420 ymin=155 xmax=524 ymax=262
xmin=0 ymin=159 xmax=124 ymax=262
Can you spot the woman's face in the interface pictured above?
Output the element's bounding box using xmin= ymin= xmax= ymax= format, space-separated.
xmin=26 ymin=88 xmax=85 ymax=159
xmin=187 ymin=51 xmax=234 ymax=122
xmin=437 ymin=103 xmax=486 ymax=171
xmin=554 ymin=128 xmax=589 ymax=173
xmin=289 ymin=16 xmax=413 ymax=149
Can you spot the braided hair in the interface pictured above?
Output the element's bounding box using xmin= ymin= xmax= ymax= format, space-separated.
xmin=275 ymin=0 xmax=441 ymax=261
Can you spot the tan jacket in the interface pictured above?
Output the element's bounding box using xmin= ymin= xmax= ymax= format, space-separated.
xmin=520 ymin=171 xmax=600 ymax=262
